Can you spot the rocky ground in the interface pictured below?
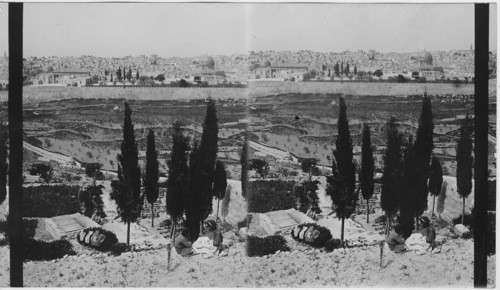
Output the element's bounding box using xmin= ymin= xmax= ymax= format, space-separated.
xmin=0 ymin=236 xmax=493 ymax=287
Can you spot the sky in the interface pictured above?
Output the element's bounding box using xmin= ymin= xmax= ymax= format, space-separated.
xmin=0 ymin=3 xmax=497 ymax=58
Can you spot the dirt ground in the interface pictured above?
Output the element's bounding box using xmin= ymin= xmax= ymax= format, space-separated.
xmin=0 ymin=237 xmax=493 ymax=287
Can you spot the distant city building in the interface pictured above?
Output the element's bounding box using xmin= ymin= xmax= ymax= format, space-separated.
xmin=411 ymin=50 xmax=444 ymax=81
xmin=193 ymin=54 xmax=225 ymax=85
xmin=34 ymin=67 xmax=91 ymax=87
xmin=254 ymin=63 xmax=309 ymax=81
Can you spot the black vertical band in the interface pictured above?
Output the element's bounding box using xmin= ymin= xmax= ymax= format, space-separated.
xmin=473 ymin=3 xmax=489 ymax=288
xmin=8 ymin=2 xmax=23 ymax=288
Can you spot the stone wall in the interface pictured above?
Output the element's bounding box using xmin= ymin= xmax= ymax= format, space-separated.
xmin=0 ymin=81 xmax=475 ymax=103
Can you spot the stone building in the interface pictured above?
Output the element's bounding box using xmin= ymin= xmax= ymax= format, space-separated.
xmin=411 ymin=50 xmax=444 ymax=81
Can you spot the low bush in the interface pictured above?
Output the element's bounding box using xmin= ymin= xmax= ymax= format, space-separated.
xmin=23 ymin=185 xmax=80 ymax=217
xmin=23 ymin=239 xmax=75 ymax=261
xmin=291 ymin=223 xmax=332 ymax=248
xmin=77 ymin=227 xmax=118 ymax=252
xmin=324 ymin=238 xmax=342 ymax=252
xmin=110 ymin=242 xmax=130 ymax=256
xmin=246 ymin=234 xmax=290 ymax=257
xmin=247 ymin=180 xmax=295 ymax=213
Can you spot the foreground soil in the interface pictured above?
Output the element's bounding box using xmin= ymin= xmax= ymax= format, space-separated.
xmin=0 ymin=237 xmax=493 ymax=287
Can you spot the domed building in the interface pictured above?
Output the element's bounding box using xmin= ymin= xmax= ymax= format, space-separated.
xmin=417 ymin=50 xmax=433 ymax=66
xmin=261 ymin=60 xmax=271 ymax=67
xmin=43 ymin=65 xmax=54 ymax=73
xmin=411 ymin=50 xmax=443 ymax=81
xmin=194 ymin=54 xmax=225 ymax=85
xmin=199 ymin=54 xmax=215 ymax=70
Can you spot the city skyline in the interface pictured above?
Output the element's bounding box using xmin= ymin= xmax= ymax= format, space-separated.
xmin=0 ymin=3 xmax=496 ymax=58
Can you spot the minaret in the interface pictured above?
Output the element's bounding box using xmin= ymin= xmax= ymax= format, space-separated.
xmin=470 ymin=44 xmax=473 ymax=51
xmin=3 ymin=51 xmax=6 ymax=58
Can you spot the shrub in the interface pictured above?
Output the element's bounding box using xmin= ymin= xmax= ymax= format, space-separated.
xmin=110 ymin=242 xmax=130 ymax=256
xmin=77 ymin=227 xmax=118 ymax=252
xmin=291 ymin=223 xmax=332 ymax=248
xmin=324 ymin=238 xmax=342 ymax=252
xmin=247 ymin=180 xmax=295 ymax=213
xmin=246 ymin=235 xmax=290 ymax=257
xmin=28 ymin=163 xmax=53 ymax=184
xmin=23 ymin=185 xmax=80 ymax=217
xmin=23 ymin=239 xmax=75 ymax=261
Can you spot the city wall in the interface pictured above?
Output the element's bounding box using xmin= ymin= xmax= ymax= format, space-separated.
xmin=249 ymin=81 xmax=475 ymax=96
xmin=0 ymin=82 xmax=475 ymax=103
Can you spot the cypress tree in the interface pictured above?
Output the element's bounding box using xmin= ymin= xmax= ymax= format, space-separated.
xmin=240 ymin=132 xmax=249 ymax=198
xmin=326 ymin=97 xmax=356 ymax=244
xmin=136 ymin=71 xmax=139 ymax=80
xmin=360 ymin=123 xmax=374 ymax=223
xmin=334 ymin=63 xmax=340 ymax=76
xmin=110 ymin=102 xmax=143 ymax=246
xmin=412 ymin=94 xmax=434 ymax=225
xmin=354 ymin=65 xmax=358 ymax=75
xmin=198 ymin=99 xmax=219 ymax=223
xmin=380 ymin=117 xmax=403 ymax=234
xmin=185 ymin=141 xmax=202 ymax=240
xmin=428 ymin=156 xmax=443 ymax=218
xmin=166 ymin=121 xmax=190 ymax=240
xmin=213 ymin=160 xmax=228 ymax=221
xmin=341 ymin=62 xmax=344 ymax=76
xmin=456 ymin=115 xmax=473 ymax=224
xmin=116 ymin=67 xmax=122 ymax=82
xmin=344 ymin=63 xmax=350 ymax=76
xmin=0 ymin=127 xmax=7 ymax=205
xmin=399 ymin=135 xmax=416 ymax=237
xmin=144 ymin=129 xmax=159 ymax=227
xmin=128 ymin=68 xmax=132 ymax=81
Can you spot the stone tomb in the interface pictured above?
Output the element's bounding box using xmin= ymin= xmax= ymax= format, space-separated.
xmin=45 ymin=213 xmax=100 ymax=240
xmin=251 ymin=208 xmax=315 ymax=236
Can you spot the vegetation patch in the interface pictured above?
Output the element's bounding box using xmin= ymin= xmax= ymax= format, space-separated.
xmin=246 ymin=234 xmax=290 ymax=257
xmin=23 ymin=239 xmax=75 ymax=261
xmin=23 ymin=185 xmax=80 ymax=217
xmin=247 ymin=180 xmax=295 ymax=213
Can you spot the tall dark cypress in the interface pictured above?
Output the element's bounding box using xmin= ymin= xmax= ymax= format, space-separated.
xmin=428 ymin=156 xmax=443 ymax=218
xmin=412 ymin=94 xmax=434 ymax=223
xmin=213 ymin=160 xmax=228 ymax=221
xmin=110 ymin=102 xmax=143 ymax=246
xmin=381 ymin=117 xmax=403 ymax=234
xmin=456 ymin=115 xmax=473 ymax=224
xmin=360 ymin=123 xmax=374 ymax=223
xmin=144 ymin=129 xmax=159 ymax=227
xmin=185 ymin=141 xmax=202 ymax=240
xmin=166 ymin=121 xmax=190 ymax=239
xmin=326 ymin=97 xmax=356 ymax=244
xmin=198 ymin=99 xmax=219 ymax=223
xmin=399 ymin=135 xmax=416 ymax=237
